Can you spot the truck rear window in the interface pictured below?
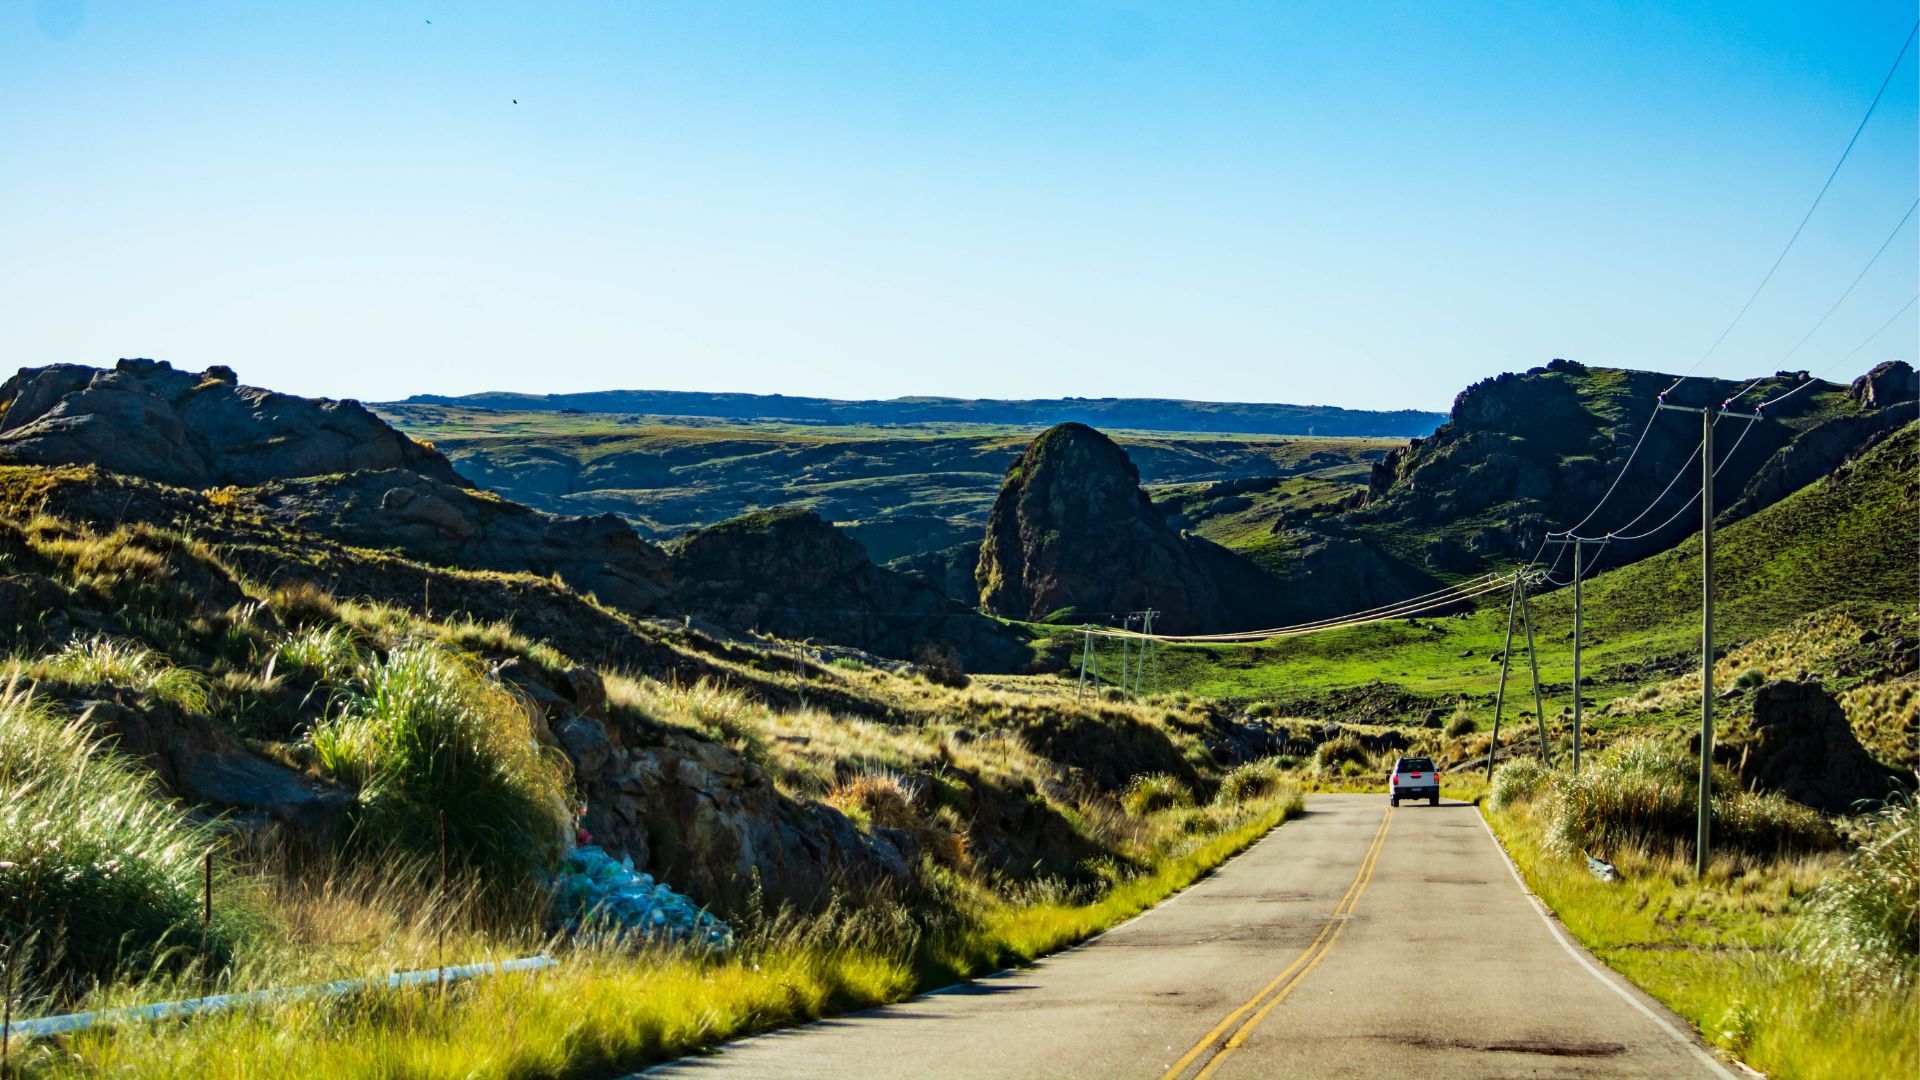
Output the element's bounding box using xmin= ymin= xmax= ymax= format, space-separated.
xmin=1399 ymin=759 xmax=1434 ymax=772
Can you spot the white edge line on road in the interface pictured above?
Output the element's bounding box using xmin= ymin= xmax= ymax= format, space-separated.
xmin=1476 ymin=811 xmax=1739 ymax=1080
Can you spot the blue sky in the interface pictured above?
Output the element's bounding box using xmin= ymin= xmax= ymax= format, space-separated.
xmin=3 ymin=2 xmax=1915 ymax=410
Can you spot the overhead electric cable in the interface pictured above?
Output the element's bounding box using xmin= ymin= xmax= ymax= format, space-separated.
xmin=1759 ymin=292 xmax=1920 ymax=410
xmin=1604 ymin=417 xmax=1759 ymax=542
xmin=1669 ymin=18 xmax=1918 ymax=391
xmin=1777 ymin=197 xmax=1920 ymax=368
xmin=1541 ymin=539 xmax=1611 ymax=588
xmin=1087 ymin=579 xmax=1503 ymax=644
xmin=1558 ymin=407 xmax=1664 ymax=536
xmin=1087 ymin=574 xmax=1513 ymax=644
xmin=1092 ymin=572 xmax=1505 ymax=642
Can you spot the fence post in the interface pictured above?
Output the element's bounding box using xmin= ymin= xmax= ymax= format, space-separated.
xmin=201 ymin=850 xmax=214 ymax=997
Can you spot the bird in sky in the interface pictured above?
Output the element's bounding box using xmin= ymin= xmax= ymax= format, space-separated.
xmin=512 ymin=98 xmax=518 ymax=104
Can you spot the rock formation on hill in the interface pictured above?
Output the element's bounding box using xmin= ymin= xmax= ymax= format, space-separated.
xmin=0 ymin=359 xmax=460 ymax=487
xmin=672 ymin=508 xmax=1033 ymax=671
xmin=1362 ymin=358 xmax=1911 ymax=565
xmin=1740 ymin=680 xmax=1911 ymax=814
xmin=975 ymin=423 xmax=1233 ymax=632
xmin=250 ymin=470 xmax=675 ymax=615
xmin=0 ymin=360 xmax=675 ymax=617
xmin=1849 ymin=359 xmax=1919 ymax=410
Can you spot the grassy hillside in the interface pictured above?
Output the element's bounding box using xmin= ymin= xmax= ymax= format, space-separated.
xmin=1137 ymin=421 xmax=1919 ymax=749
xmin=1156 ymin=364 xmax=1883 ymax=622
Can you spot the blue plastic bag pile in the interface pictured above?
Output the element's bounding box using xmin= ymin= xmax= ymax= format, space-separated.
xmin=548 ymin=846 xmax=734 ymax=950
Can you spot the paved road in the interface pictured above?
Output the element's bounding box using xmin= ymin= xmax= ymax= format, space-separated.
xmin=643 ymin=795 xmax=1734 ymax=1080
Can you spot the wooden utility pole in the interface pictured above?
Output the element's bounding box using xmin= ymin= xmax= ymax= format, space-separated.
xmin=1657 ymin=398 xmax=1762 ymax=876
xmin=1517 ymin=576 xmax=1553 ymax=765
xmin=1485 ymin=573 xmax=1521 ymax=782
xmin=1545 ymin=536 xmax=1602 ymax=771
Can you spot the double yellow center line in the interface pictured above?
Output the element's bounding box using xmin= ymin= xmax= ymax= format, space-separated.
xmin=1158 ymin=807 xmax=1395 ymax=1080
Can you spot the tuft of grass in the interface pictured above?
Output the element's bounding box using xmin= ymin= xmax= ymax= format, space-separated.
xmin=275 ymin=625 xmax=364 ymax=686
xmin=1545 ymin=737 xmax=1838 ymax=860
xmin=35 ymin=635 xmax=213 ymax=714
xmin=0 ymin=683 xmax=235 ymax=999
xmin=1487 ymin=758 xmax=1550 ymax=812
xmin=825 ymin=772 xmax=971 ymax=870
xmin=1121 ymin=773 xmax=1194 ymax=816
xmin=1792 ymin=794 xmax=1919 ymax=994
xmin=266 ymin=581 xmax=340 ymax=627
xmin=1312 ymin=733 xmax=1373 ymax=775
xmin=309 ymin=641 xmax=571 ymax=889
xmin=1213 ymin=758 xmax=1292 ymax=806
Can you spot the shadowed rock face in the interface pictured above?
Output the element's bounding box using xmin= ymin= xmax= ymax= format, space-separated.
xmin=671 ymin=507 xmax=1033 ymax=672
xmin=975 ymin=423 xmax=1229 ymax=633
xmin=247 ymin=470 xmax=676 ymax=616
xmin=1741 ymin=680 xmax=1910 ymax=814
xmin=497 ymin=660 xmax=917 ymax=910
xmin=0 ymin=359 xmax=462 ymax=488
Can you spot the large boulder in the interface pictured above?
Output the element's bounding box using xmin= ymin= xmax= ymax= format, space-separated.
xmin=671 ymin=507 xmax=1033 ymax=672
xmin=974 ymin=423 xmax=1231 ymax=632
xmin=1739 ymin=680 xmax=1910 ymax=814
xmin=66 ymin=692 xmax=353 ymax=835
xmin=0 ymin=360 xmax=462 ymax=488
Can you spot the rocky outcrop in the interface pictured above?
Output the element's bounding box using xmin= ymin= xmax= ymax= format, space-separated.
xmin=671 ymin=508 xmax=1032 ymax=672
xmin=1724 ymin=406 xmax=1914 ymax=524
xmin=496 ymin=660 xmax=916 ymax=911
xmin=247 ymin=470 xmax=676 ymax=616
xmin=975 ymin=424 xmax=1235 ymax=632
xmin=0 ymin=360 xmax=461 ymax=488
xmin=1739 ymin=680 xmax=1910 ymax=814
xmin=61 ymin=690 xmax=354 ymax=835
xmin=1848 ymin=360 xmax=1918 ymax=411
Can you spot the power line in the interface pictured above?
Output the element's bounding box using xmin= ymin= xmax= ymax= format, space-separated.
xmin=1778 ymin=197 xmax=1920 ymax=368
xmin=1582 ymin=430 xmax=1706 ymax=540
xmin=1670 ymin=18 xmax=1918 ymax=391
xmin=1559 ymin=407 xmax=1663 ymax=536
xmin=1086 ymin=574 xmax=1512 ymax=644
xmin=1604 ymin=417 xmax=1758 ymax=542
xmin=1758 ymin=292 xmax=1920 ymax=410
xmin=1090 ymin=572 xmax=1505 ymax=642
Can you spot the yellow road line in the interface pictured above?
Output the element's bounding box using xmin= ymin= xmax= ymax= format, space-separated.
xmin=1157 ymin=806 xmax=1393 ymax=1080
xmin=1191 ymin=807 xmax=1393 ymax=1078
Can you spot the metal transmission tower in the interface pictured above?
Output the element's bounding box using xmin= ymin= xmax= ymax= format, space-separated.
xmin=1129 ymin=609 xmax=1159 ymax=697
xmin=1543 ymin=535 xmax=1605 ymax=772
xmin=1075 ymin=626 xmax=1099 ymax=702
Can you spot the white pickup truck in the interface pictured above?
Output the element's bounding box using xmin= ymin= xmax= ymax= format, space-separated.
xmin=1388 ymin=756 xmax=1439 ymax=806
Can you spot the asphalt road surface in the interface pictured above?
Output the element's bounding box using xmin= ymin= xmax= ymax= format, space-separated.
xmin=643 ymin=795 xmax=1735 ymax=1080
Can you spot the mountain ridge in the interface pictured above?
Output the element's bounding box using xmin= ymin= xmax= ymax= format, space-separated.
xmin=391 ymin=388 xmax=1445 ymax=437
